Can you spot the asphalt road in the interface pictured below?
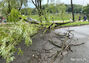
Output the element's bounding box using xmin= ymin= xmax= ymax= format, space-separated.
xmin=55 ymin=25 xmax=89 ymax=63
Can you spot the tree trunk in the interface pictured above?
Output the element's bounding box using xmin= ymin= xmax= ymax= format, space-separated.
xmin=19 ymin=0 xmax=23 ymax=10
xmin=71 ymin=0 xmax=75 ymax=22
xmin=31 ymin=0 xmax=43 ymax=23
xmin=8 ymin=0 xmax=11 ymax=14
xmin=39 ymin=0 xmax=42 ymax=23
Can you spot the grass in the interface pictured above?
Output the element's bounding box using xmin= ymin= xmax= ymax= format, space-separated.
xmin=29 ymin=13 xmax=80 ymax=21
xmin=61 ymin=21 xmax=89 ymax=27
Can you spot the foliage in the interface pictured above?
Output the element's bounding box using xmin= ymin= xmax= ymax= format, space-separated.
xmin=83 ymin=5 xmax=89 ymax=20
xmin=0 ymin=20 xmax=38 ymax=63
xmin=83 ymin=5 xmax=89 ymax=14
xmin=21 ymin=8 xmax=32 ymax=15
xmin=42 ymin=4 xmax=83 ymax=14
xmin=7 ymin=8 xmax=20 ymax=22
xmin=56 ymin=4 xmax=66 ymax=21
xmin=31 ymin=3 xmax=80 ymax=21
xmin=42 ymin=4 xmax=61 ymax=14
xmin=30 ymin=13 xmax=80 ymax=21
xmin=31 ymin=8 xmax=38 ymax=15
xmin=0 ymin=0 xmax=28 ymax=15
xmin=73 ymin=4 xmax=83 ymax=13
xmin=66 ymin=4 xmax=83 ymax=13
xmin=46 ymin=4 xmax=57 ymax=14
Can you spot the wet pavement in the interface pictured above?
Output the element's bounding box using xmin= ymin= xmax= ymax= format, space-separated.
xmin=55 ymin=25 xmax=89 ymax=63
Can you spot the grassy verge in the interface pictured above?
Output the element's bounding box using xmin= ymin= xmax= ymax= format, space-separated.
xmin=61 ymin=21 xmax=89 ymax=27
xmin=29 ymin=13 xmax=80 ymax=21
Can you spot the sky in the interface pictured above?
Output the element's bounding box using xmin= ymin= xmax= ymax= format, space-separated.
xmin=60 ymin=0 xmax=89 ymax=5
xmin=27 ymin=0 xmax=89 ymax=8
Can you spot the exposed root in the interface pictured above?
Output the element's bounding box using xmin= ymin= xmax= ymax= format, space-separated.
xmin=48 ymin=29 xmax=85 ymax=63
xmin=48 ymin=40 xmax=62 ymax=48
xmin=70 ymin=43 xmax=85 ymax=46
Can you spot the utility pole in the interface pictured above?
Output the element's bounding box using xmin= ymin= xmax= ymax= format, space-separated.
xmin=71 ymin=0 xmax=75 ymax=22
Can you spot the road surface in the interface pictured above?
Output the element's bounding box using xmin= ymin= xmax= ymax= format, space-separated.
xmin=55 ymin=25 xmax=89 ymax=63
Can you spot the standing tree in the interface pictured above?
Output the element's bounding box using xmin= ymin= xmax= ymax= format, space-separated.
xmin=0 ymin=0 xmax=28 ymax=16
xmin=17 ymin=0 xmax=28 ymax=10
xmin=83 ymin=4 xmax=89 ymax=21
xmin=71 ymin=0 xmax=75 ymax=22
xmin=31 ymin=0 xmax=57 ymax=22
xmin=31 ymin=0 xmax=43 ymax=23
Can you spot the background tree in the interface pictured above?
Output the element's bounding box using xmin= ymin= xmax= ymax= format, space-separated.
xmin=17 ymin=0 xmax=28 ymax=10
xmin=83 ymin=4 xmax=89 ymax=21
xmin=21 ymin=8 xmax=32 ymax=15
xmin=31 ymin=0 xmax=43 ymax=22
xmin=66 ymin=4 xmax=83 ymax=13
xmin=56 ymin=4 xmax=66 ymax=21
xmin=71 ymin=0 xmax=75 ymax=22
xmin=0 ymin=0 xmax=28 ymax=16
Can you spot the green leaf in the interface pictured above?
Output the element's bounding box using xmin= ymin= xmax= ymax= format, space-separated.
xmin=17 ymin=48 xmax=23 ymax=55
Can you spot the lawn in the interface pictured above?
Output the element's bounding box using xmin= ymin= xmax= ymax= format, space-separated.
xmin=29 ymin=13 xmax=81 ymax=21
xmin=61 ymin=21 xmax=89 ymax=27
